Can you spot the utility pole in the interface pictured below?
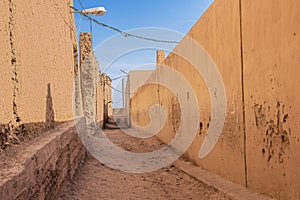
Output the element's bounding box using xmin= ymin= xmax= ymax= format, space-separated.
xmin=122 ymin=78 xmax=125 ymax=108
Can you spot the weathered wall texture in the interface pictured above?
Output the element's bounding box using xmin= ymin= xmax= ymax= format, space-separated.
xmin=73 ymin=42 xmax=82 ymax=117
xmin=0 ymin=0 xmax=77 ymax=124
xmin=80 ymin=52 xmax=98 ymax=126
xmin=126 ymin=70 xmax=155 ymax=129
xmin=242 ymin=1 xmax=300 ymax=199
xmin=79 ymin=32 xmax=98 ymax=126
xmin=12 ymin=0 xmax=76 ymax=123
xmin=130 ymin=0 xmax=245 ymax=185
xmin=0 ymin=0 xmax=78 ymax=149
xmin=128 ymin=70 xmax=155 ymax=99
xmin=104 ymin=76 xmax=113 ymax=117
xmin=96 ymin=75 xmax=104 ymax=123
xmin=0 ymin=0 xmax=13 ymax=124
xmin=96 ymin=73 xmax=112 ymax=126
xmin=180 ymin=0 xmax=245 ymax=186
xmin=129 ymin=0 xmax=300 ymax=199
xmin=0 ymin=120 xmax=87 ymax=200
xmin=156 ymin=50 xmax=165 ymax=64
xmin=79 ymin=33 xmax=112 ymax=127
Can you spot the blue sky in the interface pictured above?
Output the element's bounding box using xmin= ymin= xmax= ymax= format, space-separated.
xmin=73 ymin=0 xmax=214 ymax=107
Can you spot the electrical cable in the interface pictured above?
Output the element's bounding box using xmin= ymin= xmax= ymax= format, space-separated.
xmin=75 ymin=0 xmax=161 ymax=96
xmin=76 ymin=15 xmax=84 ymax=36
xmin=110 ymin=75 xmax=128 ymax=81
xmin=107 ymin=84 xmax=135 ymax=95
xmin=111 ymin=97 xmax=123 ymax=104
xmin=77 ymin=0 xmax=86 ymax=12
xmin=70 ymin=6 xmax=180 ymax=44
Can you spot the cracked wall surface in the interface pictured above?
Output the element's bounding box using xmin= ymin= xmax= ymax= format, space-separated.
xmin=243 ymin=0 xmax=300 ymax=199
xmin=79 ymin=33 xmax=99 ymax=126
xmin=130 ymin=0 xmax=245 ymax=186
xmin=80 ymin=53 xmax=99 ymax=126
xmin=96 ymin=73 xmax=112 ymax=127
xmin=9 ymin=0 xmax=21 ymax=125
xmin=0 ymin=0 xmax=78 ymax=149
xmin=73 ymin=43 xmax=83 ymax=117
xmin=13 ymin=0 xmax=76 ymax=123
xmin=0 ymin=0 xmax=13 ymax=124
xmin=129 ymin=0 xmax=300 ymax=199
xmin=79 ymin=33 xmax=112 ymax=127
xmin=0 ymin=0 xmax=76 ymax=124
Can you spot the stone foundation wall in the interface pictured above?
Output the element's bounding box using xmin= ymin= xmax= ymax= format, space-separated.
xmin=0 ymin=119 xmax=87 ymax=200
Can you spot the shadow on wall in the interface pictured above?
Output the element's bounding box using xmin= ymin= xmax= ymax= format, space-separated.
xmin=46 ymin=83 xmax=55 ymax=129
xmin=0 ymin=83 xmax=58 ymax=150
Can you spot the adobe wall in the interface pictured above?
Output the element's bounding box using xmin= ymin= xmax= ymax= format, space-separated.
xmin=130 ymin=0 xmax=245 ymax=185
xmin=96 ymin=73 xmax=112 ymax=126
xmin=79 ymin=32 xmax=98 ymax=126
xmin=105 ymin=77 xmax=113 ymax=117
xmin=79 ymin=33 xmax=112 ymax=127
xmin=96 ymin=74 xmax=105 ymax=123
xmin=242 ymin=1 xmax=300 ymax=199
xmin=0 ymin=0 xmax=12 ymax=124
xmin=175 ymin=0 xmax=245 ymax=185
xmin=127 ymin=70 xmax=157 ymax=130
xmin=129 ymin=0 xmax=300 ymax=199
xmin=0 ymin=0 xmax=77 ymax=125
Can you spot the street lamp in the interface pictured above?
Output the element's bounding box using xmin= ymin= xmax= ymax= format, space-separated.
xmin=70 ymin=5 xmax=107 ymax=43
xmin=120 ymin=69 xmax=129 ymax=75
xmin=120 ymin=69 xmax=129 ymax=108
xmin=75 ymin=6 xmax=107 ymax=16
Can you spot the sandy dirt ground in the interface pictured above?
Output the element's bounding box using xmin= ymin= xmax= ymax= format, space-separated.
xmin=59 ymin=128 xmax=232 ymax=200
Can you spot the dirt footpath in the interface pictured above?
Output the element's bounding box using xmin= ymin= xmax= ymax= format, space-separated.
xmin=59 ymin=129 xmax=231 ymax=200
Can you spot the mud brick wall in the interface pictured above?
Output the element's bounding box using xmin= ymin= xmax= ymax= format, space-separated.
xmin=0 ymin=0 xmax=78 ymax=148
xmin=0 ymin=120 xmax=87 ymax=200
xmin=79 ymin=33 xmax=112 ymax=127
xmin=104 ymin=77 xmax=113 ymax=117
xmin=96 ymin=74 xmax=105 ymax=125
xmin=80 ymin=50 xmax=99 ymax=126
xmin=242 ymin=1 xmax=300 ymax=199
xmin=0 ymin=0 xmax=77 ymax=124
xmin=129 ymin=0 xmax=300 ymax=199
xmin=96 ymin=74 xmax=112 ymax=126
xmin=130 ymin=0 xmax=245 ymax=186
xmin=0 ymin=0 xmax=13 ymax=125
xmin=80 ymin=32 xmax=100 ymax=126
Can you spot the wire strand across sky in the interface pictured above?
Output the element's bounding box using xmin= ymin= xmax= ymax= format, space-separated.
xmin=70 ymin=6 xmax=180 ymax=44
xmin=73 ymin=0 xmax=214 ymax=108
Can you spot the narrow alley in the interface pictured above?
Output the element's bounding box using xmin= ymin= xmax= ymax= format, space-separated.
xmin=1 ymin=0 xmax=299 ymax=199
xmin=59 ymin=128 xmax=231 ymax=200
